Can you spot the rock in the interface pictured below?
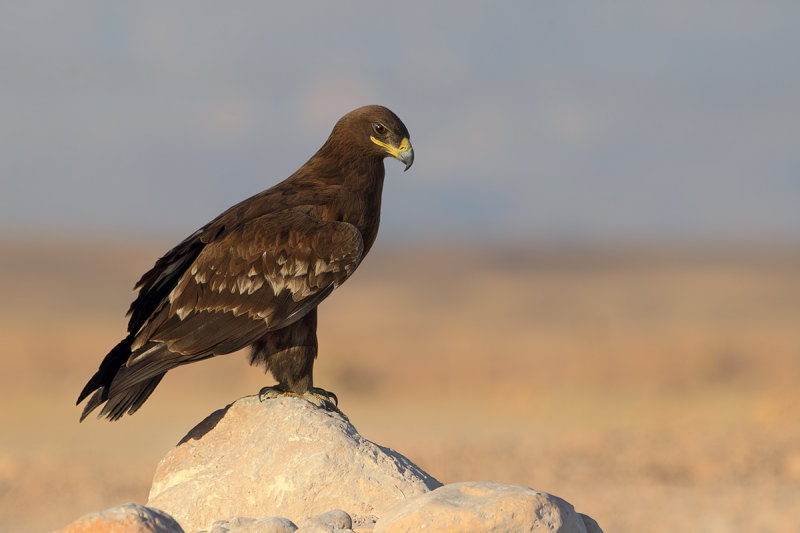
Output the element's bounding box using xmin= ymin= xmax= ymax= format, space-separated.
xmin=147 ymin=395 xmax=441 ymax=532
xmin=201 ymin=516 xmax=298 ymax=533
xmin=296 ymin=509 xmax=353 ymax=531
xmin=61 ymin=397 xmax=602 ymax=533
xmin=198 ymin=510 xmax=357 ymax=533
xmin=374 ymin=481 xmax=602 ymax=533
xmin=56 ymin=503 xmax=184 ymax=533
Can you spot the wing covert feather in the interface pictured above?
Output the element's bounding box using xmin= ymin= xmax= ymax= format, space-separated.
xmin=168 ymin=210 xmax=363 ymax=323
xmin=128 ymin=209 xmax=363 ymax=364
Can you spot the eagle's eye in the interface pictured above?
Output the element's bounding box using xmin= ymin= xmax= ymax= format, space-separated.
xmin=372 ymin=123 xmax=387 ymax=135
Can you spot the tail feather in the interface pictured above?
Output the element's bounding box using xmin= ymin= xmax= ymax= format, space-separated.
xmin=79 ymin=388 xmax=107 ymax=422
xmin=97 ymin=375 xmax=165 ymax=421
xmin=77 ymin=336 xmax=133 ymax=408
xmin=77 ymin=335 xmax=167 ymax=421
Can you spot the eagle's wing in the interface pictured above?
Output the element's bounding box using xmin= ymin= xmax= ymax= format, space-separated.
xmin=106 ymin=208 xmax=363 ymax=398
xmin=125 ymin=225 xmax=218 ymax=338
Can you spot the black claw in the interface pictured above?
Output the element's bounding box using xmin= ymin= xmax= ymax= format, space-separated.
xmin=258 ymin=385 xmax=284 ymax=402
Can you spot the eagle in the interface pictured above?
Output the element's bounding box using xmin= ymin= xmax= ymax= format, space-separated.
xmin=77 ymin=105 xmax=413 ymax=421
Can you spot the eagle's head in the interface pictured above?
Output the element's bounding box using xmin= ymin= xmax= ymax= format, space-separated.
xmin=330 ymin=105 xmax=414 ymax=171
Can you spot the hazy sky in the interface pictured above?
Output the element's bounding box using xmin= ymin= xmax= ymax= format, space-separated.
xmin=2 ymin=2 xmax=799 ymax=244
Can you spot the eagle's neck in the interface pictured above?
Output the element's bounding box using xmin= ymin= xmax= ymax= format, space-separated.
xmin=290 ymin=148 xmax=386 ymax=255
xmin=343 ymin=158 xmax=385 ymax=255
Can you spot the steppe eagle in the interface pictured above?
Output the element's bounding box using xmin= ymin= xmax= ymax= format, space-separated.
xmin=77 ymin=105 xmax=413 ymax=421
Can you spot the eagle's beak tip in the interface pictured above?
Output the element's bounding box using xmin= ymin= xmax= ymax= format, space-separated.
xmin=400 ymin=147 xmax=414 ymax=171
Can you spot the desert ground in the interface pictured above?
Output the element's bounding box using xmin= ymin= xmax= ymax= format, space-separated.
xmin=1 ymin=237 xmax=798 ymax=532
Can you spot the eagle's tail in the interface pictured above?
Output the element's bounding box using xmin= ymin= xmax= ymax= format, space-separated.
xmin=77 ymin=335 xmax=164 ymax=421
xmin=82 ymin=374 xmax=164 ymax=421
xmin=77 ymin=336 xmax=131 ymax=404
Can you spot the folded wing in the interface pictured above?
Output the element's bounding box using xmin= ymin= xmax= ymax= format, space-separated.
xmin=79 ymin=208 xmax=363 ymax=420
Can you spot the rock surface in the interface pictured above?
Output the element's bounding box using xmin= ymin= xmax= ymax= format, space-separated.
xmin=295 ymin=509 xmax=353 ymax=531
xmin=56 ymin=503 xmax=184 ymax=533
xmin=147 ymin=395 xmax=441 ymax=532
xmin=198 ymin=509 xmax=355 ymax=533
xmin=59 ymin=395 xmax=602 ymax=532
xmin=200 ymin=516 xmax=298 ymax=533
xmin=375 ymin=481 xmax=599 ymax=533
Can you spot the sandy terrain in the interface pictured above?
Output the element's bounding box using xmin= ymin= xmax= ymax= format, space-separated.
xmin=1 ymin=237 xmax=799 ymax=532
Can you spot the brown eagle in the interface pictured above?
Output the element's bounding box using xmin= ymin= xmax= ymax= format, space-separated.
xmin=77 ymin=105 xmax=413 ymax=421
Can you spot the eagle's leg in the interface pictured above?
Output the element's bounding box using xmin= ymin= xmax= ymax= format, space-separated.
xmin=251 ymin=309 xmax=340 ymax=411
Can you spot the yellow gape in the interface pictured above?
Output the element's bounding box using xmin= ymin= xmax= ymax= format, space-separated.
xmin=370 ymin=136 xmax=411 ymax=159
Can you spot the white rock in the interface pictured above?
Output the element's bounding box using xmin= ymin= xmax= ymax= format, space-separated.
xmin=296 ymin=509 xmax=353 ymax=532
xmin=199 ymin=516 xmax=300 ymax=533
xmin=374 ymin=481 xmax=602 ymax=533
xmin=147 ymin=395 xmax=441 ymax=532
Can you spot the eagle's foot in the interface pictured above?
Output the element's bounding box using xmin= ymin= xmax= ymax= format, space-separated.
xmin=302 ymin=387 xmax=339 ymax=410
xmin=258 ymin=385 xmax=340 ymax=412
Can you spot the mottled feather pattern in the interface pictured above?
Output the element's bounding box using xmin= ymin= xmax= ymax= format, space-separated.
xmin=167 ymin=210 xmax=362 ymax=324
xmin=126 ymin=238 xmax=207 ymax=336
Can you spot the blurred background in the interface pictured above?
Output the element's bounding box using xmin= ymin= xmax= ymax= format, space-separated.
xmin=1 ymin=2 xmax=799 ymax=532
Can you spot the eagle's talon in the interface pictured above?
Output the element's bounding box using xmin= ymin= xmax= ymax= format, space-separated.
xmin=258 ymin=385 xmax=340 ymax=412
xmin=311 ymin=387 xmax=338 ymax=407
xmin=258 ymin=385 xmax=287 ymax=402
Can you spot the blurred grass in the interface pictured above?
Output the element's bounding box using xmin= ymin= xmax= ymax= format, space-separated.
xmin=1 ymin=237 xmax=799 ymax=532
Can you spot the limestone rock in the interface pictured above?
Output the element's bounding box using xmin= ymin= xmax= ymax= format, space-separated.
xmin=374 ymin=481 xmax=602 ymax=533
xmin=198 ymin=510 xmax=357 ymax=533
xmin=295 ymin=509 xmax=353 ymax=531
xmin=57 ymin=503 xmax=184 ymax=533
xmin=201 ymin=516 xmax=298 ymax=533
xmin=147 ymin=395 xmax=441 ymax=532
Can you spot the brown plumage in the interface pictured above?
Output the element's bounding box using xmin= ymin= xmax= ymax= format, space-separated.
xmin=77 ymin=105 xmax=414 ymax=421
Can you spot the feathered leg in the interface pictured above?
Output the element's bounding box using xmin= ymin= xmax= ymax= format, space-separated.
xmin=250 ymin=308 xmax=339 ymax=410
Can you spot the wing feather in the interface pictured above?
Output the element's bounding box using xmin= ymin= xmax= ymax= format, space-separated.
xmin=122 ymin=209 xmax=363 ymax=382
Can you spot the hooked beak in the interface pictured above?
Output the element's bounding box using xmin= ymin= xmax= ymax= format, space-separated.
xmin=397 ymin=140 xmax=414 ymax=171
xmin=371 ymin=136 xmax=414 ymax=171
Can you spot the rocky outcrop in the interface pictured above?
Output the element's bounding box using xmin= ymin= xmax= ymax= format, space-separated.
xmin=60 ymin=395 xmax=602 ymax=532
xmin=147 ymin=395 xmax=441 ymax=532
